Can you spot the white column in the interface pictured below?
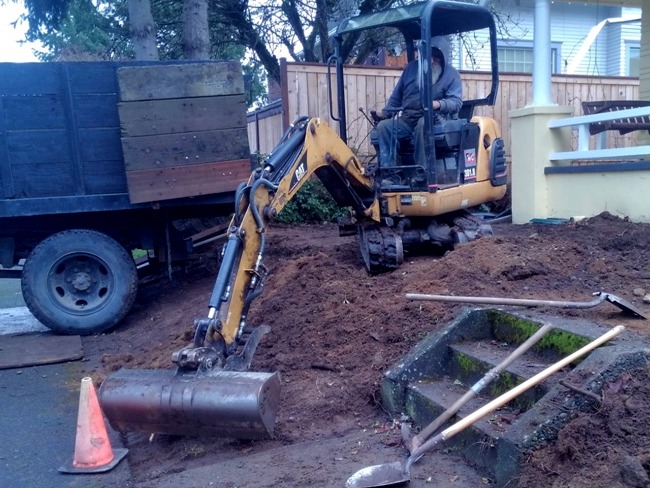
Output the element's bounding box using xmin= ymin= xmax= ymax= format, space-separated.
xmin=639 ymin=6 xmax=650 ymax=145
xmin=531 ymin=0 xmax=554 ymax=106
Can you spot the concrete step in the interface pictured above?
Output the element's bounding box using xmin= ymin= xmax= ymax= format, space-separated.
xmin=447 ymin=340 xmax=554 ymax=410
xmin=404 ymin=379 xmax=516 ymax=476
xmin=380 ymin=307 xmax=648 ymax=487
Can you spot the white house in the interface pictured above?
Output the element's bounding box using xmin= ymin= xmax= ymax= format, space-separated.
xmin=452 ymin=0 xmax=641 ymax=78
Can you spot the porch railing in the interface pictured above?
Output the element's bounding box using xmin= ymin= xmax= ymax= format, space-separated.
xmin=548 ymin=105 xmax=650 ymax=162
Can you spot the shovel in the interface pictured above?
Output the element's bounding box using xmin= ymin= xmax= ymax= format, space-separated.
xmin=405 ymin=291 xmax=646 ymax=319
xmin=345 ymin=325 xmax=625 ymax=488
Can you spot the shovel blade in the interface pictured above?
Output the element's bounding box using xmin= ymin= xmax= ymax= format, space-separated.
xmin=346 ymin=462 xmax=409 ymax=488
xmin=601 ymin=293 xmax=647 ymax=319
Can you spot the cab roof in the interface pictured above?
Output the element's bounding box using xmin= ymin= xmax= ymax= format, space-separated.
xmin=335 ymin=0 xmax=495 ymax=39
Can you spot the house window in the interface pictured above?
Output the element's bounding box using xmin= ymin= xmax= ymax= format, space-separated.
xmin=498 ymin=41 xmax=560 ymax=74
xmin=498 ymin=47 xmax=533 ymax=72
xmin=627 ymin=45 xmax=640 ymax=77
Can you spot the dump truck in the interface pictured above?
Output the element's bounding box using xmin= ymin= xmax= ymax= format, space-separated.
xmin=0 ymin=60 xmax=253 ymax=335
xmin=99 ymin=0 xmax=509 ymax=440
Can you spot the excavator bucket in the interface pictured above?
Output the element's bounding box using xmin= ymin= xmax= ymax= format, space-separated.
xmin=98 ymin=368 xmax=281 ymax=439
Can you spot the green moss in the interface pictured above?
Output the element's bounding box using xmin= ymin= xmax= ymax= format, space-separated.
xmin=456 ymin=351 xmax=482 ymax=376
xmin=537 ymin=330 xmax=590 ymax=356
xmin=489 ymin=311 xmax=590 ymax=357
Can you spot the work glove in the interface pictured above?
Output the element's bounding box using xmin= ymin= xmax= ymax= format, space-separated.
xmin=370 ymin=110 xmax=388 ymax=123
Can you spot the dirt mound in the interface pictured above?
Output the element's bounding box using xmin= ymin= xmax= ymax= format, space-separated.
xmin=82 ymin=213 xmax=650 ymax=486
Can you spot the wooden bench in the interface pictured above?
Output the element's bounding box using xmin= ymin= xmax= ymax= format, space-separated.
xmin=581 ymin=100 xmax=650 ymax=136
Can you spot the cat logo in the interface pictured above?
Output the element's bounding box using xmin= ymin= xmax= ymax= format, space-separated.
xmin=295 ymin=162 xmax=307 ymax=182
xmin=289 ymin=155 xmax=308 ymax=192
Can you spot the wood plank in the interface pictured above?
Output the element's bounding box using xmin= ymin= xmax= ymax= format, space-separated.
xmin=83 ymin=160 xmax=128 ymax=195
xmin=118 ymin=62 xmax=244 ymax=102
xmin=0 ymin=333 xmax=83 ymax=369
xmin=0 ymin=63 xmax=62 ymax=96
xmin=126 ymin=159 xmax=251 ymax=203
xmin=7 ymin=130 xmax=72 ymax=165
xmin=118 ymin=94 xmax=247 ymax=137
xmin=74 ymin=93 xmax=121 ymax=128
xmin=78 ymin=128 xmax=123 ymax=161
xmin=121 ymin=127 xmax=250 ymax=170
xmin=3 ymin=95 xmax=67 ymax=130
xmin=12 ymin=162 xmax=77 ymax=198
xmin=66 ymin=62 xmax=120 ymax=94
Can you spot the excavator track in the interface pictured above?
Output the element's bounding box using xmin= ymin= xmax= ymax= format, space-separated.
xmin=358 ymin=225 xmax=404 ymax=274
xmin=450 ymin=211 xmax=494 ymax=244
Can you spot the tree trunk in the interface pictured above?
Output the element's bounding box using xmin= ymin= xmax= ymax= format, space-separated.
xmin=183 ymin=0 xmax=210 ymax=59
xmin=128 ymin=0 xmax=159 ymax=60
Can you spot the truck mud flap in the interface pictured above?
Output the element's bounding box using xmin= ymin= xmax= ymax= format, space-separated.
xmin=99 ymin=368 xmax=281 ymax=439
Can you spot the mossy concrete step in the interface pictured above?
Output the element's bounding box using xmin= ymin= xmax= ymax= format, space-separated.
xmin=490 ymin=318 xmax=594 ymax=361
xmin=404 ymin=379 xmax=518 ymax=476
xmin=447 ymin=341 xmax=554 ymax=410
xmin=381 ymin=308 xmax=613 ymax=413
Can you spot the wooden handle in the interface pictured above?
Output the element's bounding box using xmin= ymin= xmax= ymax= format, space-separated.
xmin=443 ymin=325 xmax=623 ymax=438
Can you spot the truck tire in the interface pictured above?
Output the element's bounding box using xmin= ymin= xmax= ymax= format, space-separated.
xmin=21 ymin=229 xmax=138 ymax=335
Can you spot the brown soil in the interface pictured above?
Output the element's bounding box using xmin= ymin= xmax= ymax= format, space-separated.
xmin=81 ymin=213 xmax=650 ymax=487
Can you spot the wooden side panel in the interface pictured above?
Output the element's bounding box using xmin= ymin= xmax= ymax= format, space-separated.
xmin=118 ymin=62 xmax=244 ymax=101
xmin=118 ymin=95 xmax=246 ymax=137
xmin=118 ymin=62 xmax=251 ymax=203
xmin=121 ymin=128 xmax=250 ymax=171
xmin=0 ymin=62 xmax=133 ymax=205
xmin=126 ymin=159 xmax=251 ymax=204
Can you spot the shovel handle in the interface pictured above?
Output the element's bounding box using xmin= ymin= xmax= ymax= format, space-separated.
xmin=412 ymin=322 xmax=554 ymax=447
xmin=410 ymin=325 xmax=624 ymax=461
xmin=406 ymin=293 xmax=605 ymax=309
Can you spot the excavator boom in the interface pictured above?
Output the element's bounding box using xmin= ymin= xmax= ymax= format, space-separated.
xmin=99 ymin=117 xmax=377 ymax=438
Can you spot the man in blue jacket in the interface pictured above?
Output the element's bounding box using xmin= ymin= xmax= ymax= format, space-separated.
xmin=374 ymin=36 xmax=462 ymax=172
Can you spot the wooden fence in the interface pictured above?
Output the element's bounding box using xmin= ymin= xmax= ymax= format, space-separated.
xmin=247 ymin=61 xmax=641 ymax=161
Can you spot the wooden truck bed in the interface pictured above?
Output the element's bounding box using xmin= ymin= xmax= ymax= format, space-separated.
xmin=0 ymin=61 xmax=251 ymax=218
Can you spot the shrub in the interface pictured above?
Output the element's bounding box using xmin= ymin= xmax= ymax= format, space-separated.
xmin=276 ymin=179 xmax=349 ymax=224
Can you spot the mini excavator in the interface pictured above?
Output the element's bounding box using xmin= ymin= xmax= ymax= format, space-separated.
xmin=99 ymin=0 xmax=508 ymax=438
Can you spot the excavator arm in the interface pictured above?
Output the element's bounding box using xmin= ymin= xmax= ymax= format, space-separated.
xmin=98 ymin=117 xmax=378 ymax=439
xmin=180 ymin=117 xmax=378 ymax=371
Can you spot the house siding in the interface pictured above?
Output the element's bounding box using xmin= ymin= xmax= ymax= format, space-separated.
xmin=490 ymin=0 xmax=639 ymax=76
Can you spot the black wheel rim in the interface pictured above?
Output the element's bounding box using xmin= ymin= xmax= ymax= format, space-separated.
xmin=46 ymin=252 xmax=115 ymax=316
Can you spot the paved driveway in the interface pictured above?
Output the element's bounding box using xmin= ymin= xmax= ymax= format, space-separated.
xmin=0 ymin=278 xmax=23 ymax=308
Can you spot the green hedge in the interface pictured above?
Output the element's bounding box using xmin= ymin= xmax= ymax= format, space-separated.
xmin=276 ymin=179 xmax=349 ymax=224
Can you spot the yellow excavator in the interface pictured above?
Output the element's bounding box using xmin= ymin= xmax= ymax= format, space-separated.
xmin=99 ymin=0 xmax=507 ymax=438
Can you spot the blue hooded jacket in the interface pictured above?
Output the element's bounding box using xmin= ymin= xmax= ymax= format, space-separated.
xmin=383 ymin=36 xmax=463 ymax=128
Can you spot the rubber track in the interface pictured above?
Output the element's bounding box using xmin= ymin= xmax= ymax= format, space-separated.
xmin=361 ymin=226 xmax=401 ymax=274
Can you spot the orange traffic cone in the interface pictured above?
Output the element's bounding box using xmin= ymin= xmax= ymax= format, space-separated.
xmin=59 ymin=377 xmax=128 ymax=474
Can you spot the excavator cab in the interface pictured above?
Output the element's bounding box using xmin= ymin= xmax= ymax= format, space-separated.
xmin=331 ymin=0 xmax=505 ymax=192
